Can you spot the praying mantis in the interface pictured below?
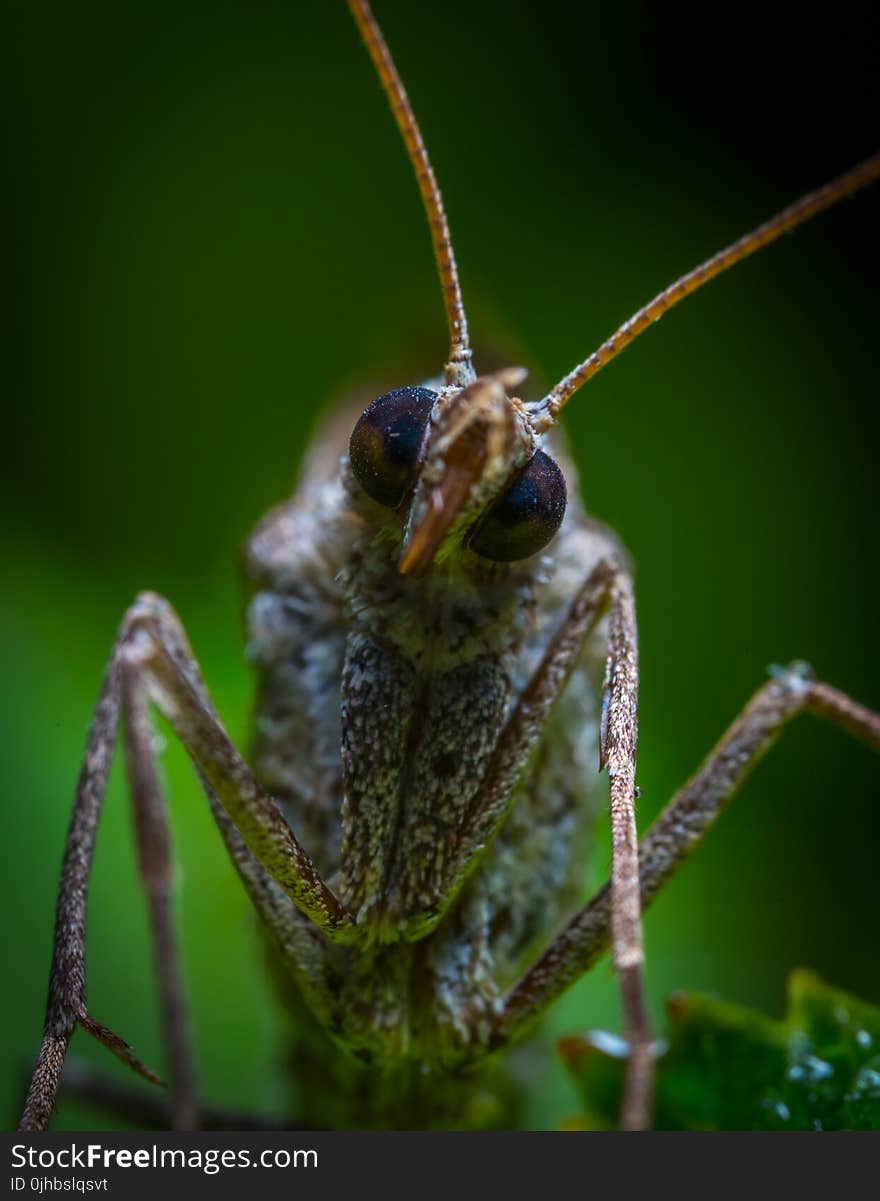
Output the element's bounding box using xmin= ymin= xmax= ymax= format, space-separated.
xmin=10 ymin=0 xmax=873 ymax=1128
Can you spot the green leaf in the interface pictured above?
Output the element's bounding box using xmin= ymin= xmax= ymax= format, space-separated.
xmin=560 ymin=971 xmax=880 ymax=1130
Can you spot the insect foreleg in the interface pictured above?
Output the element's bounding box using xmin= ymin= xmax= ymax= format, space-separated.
xmin=494 ymin=663 xmax=880 ymax=1061
xmin=599 ymin=570 xmax=653 ymax=1131
xmin=121 ymin=593 xmax=353 ymax=937
xmin=202 ymin=783 xmax=335 ymax=1029
xmin=436 ymin=558 xmax=620 ymax=912
xmin=20 ymin=591 xmax=350 ymax=1131
xmin=20 ymin=647 xmax=162 ymax=1132
xmin=402 ymin=554 xmax=652 ymax=1126
xmin=121 ymin=660 xmax=197 ymax=1129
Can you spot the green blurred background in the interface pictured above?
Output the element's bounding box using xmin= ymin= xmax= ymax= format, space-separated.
xmin=3 ymin=0 xmax=878 ymax=1129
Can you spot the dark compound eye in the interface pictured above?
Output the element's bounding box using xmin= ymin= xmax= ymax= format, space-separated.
xmin=469 ymin=450 xmax=567 ymax=563
xmin=349 ymin=386 xmax=437 ymax=508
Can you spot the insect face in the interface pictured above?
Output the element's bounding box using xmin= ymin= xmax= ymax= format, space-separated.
xmin=338 ymin=365 xmax=582 ymax=943
xmin=349 ymin=375 xmax=567 ymax=575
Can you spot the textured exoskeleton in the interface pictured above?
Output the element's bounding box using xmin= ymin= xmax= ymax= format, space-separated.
xmin=244 ymin=399 xmax=619 ymax=1124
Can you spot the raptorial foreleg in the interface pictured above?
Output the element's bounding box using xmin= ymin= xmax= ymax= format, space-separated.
xmin=20 ymin=592 xmax=350 ymax=1131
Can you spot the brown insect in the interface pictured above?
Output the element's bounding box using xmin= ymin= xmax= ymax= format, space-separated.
xmin=19 ymin=0 xmax=880 ymax=1131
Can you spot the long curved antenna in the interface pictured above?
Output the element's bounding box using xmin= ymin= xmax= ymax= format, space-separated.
xmin=531 ymin=152 xmax=880 ymax=432
xmin=347 ymin=0 xmax=475 ymax=388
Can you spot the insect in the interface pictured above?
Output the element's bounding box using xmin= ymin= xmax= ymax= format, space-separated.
xmin=13 ymin=0 xmax=878 ymax=1128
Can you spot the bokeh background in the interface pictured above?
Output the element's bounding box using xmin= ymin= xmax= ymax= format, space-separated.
xmin=3 ymin=0 xmax=878 ymax=1129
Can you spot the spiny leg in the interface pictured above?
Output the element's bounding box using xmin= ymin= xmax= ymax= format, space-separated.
xmin=123 ymin=594 xmax=352 ymax=935
xmin=20 ymin=650 xmax=158 ymax=1132
xmin=200 ymin=776 xmax=336 ymax=1027
xmin=20 ymin=592 xmax=349 ymax=1131
xmin=599 ymin=571 xmax=653 ymax=1131
xmin=120 ymin=646 xmax=336 ymax=1125
xmin=493 ymin=663 xmax=880 ymax=1063
xmin=120 ymin=656 xmax=197 ymax=1129
xmin=423 ymin=556 xmax=652 ymax=1127
xmin=437 ymin=559 xmax=619 ymax=906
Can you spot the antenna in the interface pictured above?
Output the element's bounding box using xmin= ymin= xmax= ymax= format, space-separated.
xmin=531 ymin=152 xmax=880 ymax=431
xmin=347 ymin=0 xmax=475 ymax=388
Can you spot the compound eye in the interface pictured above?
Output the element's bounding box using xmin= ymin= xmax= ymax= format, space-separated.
xmin=469 ymin=450 xmax=567 ymax=562
xmin=349 ymin=386 xmax=437 ymax=508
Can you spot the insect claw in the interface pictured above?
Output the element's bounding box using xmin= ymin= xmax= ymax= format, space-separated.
xmin=79 ymin=1013 xmax=165 ymax=1088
